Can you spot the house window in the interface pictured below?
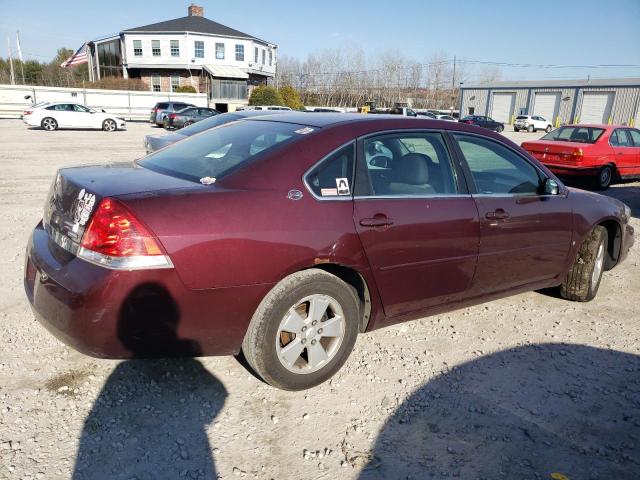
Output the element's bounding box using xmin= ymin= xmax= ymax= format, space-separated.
xmin=215 ymin=42 xmax=225 ymax=60
xmin=170 ymin=40 xmax=180 ymax=57
xmin=152 ymin=40 xmax=161 ymax=56
xmin=194 ymin=40 xmax=204 ymax=58
xmin=171 ymin=76 xmax=180 ymax=92
xmin=133 ymin=40 xmax=142 ymax=56
xmin=269 ymin=50 xmax=272 ymax=66
xmin=254 ymin=46 xmax=258 ymax=63
xmin=151 ymin=76 xmax=161 ymax=92
xmin=235 ymin=44 xmax=244 ymax=61
xmin=262 ymin=49 xmax=266 ymax=65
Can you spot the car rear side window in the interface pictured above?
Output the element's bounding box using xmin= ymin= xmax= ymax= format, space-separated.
xmin=179 ymin=114 xmax=240 ymax=136
xmin=305 ymin=144 xmax=355 ymax=198
xmin=359 ymin=132 xmax=458 ymax=197
xmin=138 ymin=120 xmax=304 ymax=182
xmin=156 ymin=103 xmax=169 ymax=110
xmin=453 ymin=134 xmax=542 ymax=195
xmin=610 ymin=129 xmax=632 ymax=147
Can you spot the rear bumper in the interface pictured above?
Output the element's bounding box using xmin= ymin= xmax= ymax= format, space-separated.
xmin=25 ymin=221 xmax=272 ymax=359
xmin=543 ymin=163 xmax=601 ymax=177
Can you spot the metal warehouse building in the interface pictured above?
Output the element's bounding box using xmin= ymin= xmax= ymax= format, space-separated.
xmin=459 ymin=78 xmax=640 ymax=127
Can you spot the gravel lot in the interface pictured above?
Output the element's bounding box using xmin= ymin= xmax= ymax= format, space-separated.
xmin=1 ymin=119 xmax=639 ymax=480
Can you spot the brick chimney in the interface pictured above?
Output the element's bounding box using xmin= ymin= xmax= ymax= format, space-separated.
xmin=188 ymin=4 xmax=203 ymax=16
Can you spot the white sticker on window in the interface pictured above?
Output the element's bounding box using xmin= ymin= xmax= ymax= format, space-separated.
xmin=336 ymin=178 xmax=350 ymax=195
xmin=321 ymin=188 xmax=338 ymax=196
xmin=294 ymin=127 xmax=314 ymax=135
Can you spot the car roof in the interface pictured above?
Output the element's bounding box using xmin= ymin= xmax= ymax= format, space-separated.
xmin=563 ymin=124 xmax=613 ymax=129
xmin=232 ymin=109 xmax=289 ymax=118
xmin=244 ymin=111 xmax=439 ymax=128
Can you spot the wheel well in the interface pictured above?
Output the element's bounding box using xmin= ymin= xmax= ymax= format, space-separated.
xmin=599 ymin=220 xmax=622 ymax=269
xmin=305 ymin=264 xmax=372 ymax=332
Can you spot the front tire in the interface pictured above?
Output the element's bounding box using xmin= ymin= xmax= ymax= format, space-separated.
xmin=242 ymin=269 xmax=360 ymax=391
xmin=102 ymin=119 xmax=117 ymax=132
xmin=560 ymin=226 xmax=608 ymax=302
xmin=595 ymin=165 xmax=613 ymax=190
xmin=496 ymin=125 xmax=504 ymax=133
xmin=41 ymin=117 xmax=58 ymax=131
xmin=514 ymin=127 xmax=519 ymax=132
xmin=545 ymin=125 xmax=553 ymax=133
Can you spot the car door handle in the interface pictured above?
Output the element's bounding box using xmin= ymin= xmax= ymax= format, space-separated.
xmin=485 ymin=209 xmax=509 ymax=220
xmin=359 ymin=215 xmax=394 ymax=227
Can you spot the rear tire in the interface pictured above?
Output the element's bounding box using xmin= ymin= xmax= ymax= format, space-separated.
xmin=527 ymin=125 xmax=534 ymax=133
xmin=102 ymin=119 xmax=117 ymax=132
xmin=183 ymin=121 xmax=194 ymax=128
xmin=496 ymin=125 xmax=504 ymax=133
xmin=241 ymin=269 xmax=359 ymax=391
xmin=41 ymin=117 xmax=57 ymax=131
xmin=595 ymin=165 xmax=613 ymax=190
xmin=560 ymin=226 xmax=608 ymax=302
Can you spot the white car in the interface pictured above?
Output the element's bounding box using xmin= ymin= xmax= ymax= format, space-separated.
xmin=435 ymin=114 xmax=457 ymax=122
xmin=23 ymin=102 xmax=126 ymax=131
xmin=514 ymin=115 xmax=553 ymax=133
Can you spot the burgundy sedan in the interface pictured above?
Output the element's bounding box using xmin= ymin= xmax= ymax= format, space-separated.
xmin=24 ymin=113 xmax=634 ymax=390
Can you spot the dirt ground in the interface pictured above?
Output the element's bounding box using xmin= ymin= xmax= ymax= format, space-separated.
xmin=0 ymin=119 xmax=639 ymax=480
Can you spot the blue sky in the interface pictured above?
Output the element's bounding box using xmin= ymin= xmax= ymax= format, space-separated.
xmin=1 ymin=0 xmax=639 ymax=80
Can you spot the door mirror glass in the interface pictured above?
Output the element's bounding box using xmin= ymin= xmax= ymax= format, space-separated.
xmin=542 ymin=178 xmax=559 ymax=195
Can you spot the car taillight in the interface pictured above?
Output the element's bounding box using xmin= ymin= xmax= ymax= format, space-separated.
xmin=24 ymin=110 xmax=32 ymax=115
xmin=572 ymin=148 xmax=583 ymax=158
xmin=78 ymin=198 xmax=172 ymax=270
xmin=169 ymin=113 xmax=176 ymax=119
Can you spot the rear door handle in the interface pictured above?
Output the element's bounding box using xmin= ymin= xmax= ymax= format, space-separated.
xmin=485 ymin=209 xmax=509 ymax=220
xmin=359 ymin=215 xmax=394 ymax=227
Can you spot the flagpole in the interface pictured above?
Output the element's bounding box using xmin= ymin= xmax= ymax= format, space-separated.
xmin=7 ymin=37 xmax=15 ymax=85
xmin=16 ymin=31 xmax=25 ymax=84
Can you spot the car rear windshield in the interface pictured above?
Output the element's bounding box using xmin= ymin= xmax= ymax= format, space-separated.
xmin=156 ymin=103 xmax=168 ymax=109
xmin=516 ymin=115 xmax=529 ymax=120
xmin=541 ymin=126 xmax=604 ymax=144
xmin=138 ymin=120 xmax=306 ymax=182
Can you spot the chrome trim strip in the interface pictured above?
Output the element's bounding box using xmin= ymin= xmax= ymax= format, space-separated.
xmin=354 ymin=194 xmax=472 ymax=200
xmin=77 ymin=247 xmax=174 ymax=271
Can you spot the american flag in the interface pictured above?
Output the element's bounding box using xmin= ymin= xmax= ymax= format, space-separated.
xmin=60 ymin=43 xmax=88 ymax=68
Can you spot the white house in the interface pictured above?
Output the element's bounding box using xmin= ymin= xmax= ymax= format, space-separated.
xmin=86 ymin=4 xmax=277 ymax=111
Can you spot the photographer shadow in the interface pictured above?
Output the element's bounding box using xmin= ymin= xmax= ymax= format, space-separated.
xmin=360 ymin=343 xmax=640 ymax=479
xmin=73 ymin=284 xmax=227 ymax=480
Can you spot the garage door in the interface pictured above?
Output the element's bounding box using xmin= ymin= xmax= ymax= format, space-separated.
xmin=533 ymin=92 xmax=560 ymax=124
xmin=580 ymin=92 xmax=614 ymax=124
xmin=490 ymin=92 xmax=515 ymax=123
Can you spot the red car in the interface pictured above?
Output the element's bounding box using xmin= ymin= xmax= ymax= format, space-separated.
xmin=24 ymin=114 xmax=634 ymax=390
xmin=522 ymin=124 xmax=640 ymax=189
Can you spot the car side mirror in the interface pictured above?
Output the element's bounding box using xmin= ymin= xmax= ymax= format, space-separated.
xmin=101 ymin=109 xmax=106 ymax=113
xmin=369 ymin=157 xmax=389 ymax=168
xmin=542 ymin=178 xmax=559 ymax=195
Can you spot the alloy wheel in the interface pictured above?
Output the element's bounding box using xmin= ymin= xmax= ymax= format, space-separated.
xmin=103 ymin=119 xmax=116 ymax=132
xmin=275 ymin=294 xmax=346 ymax=374
xmin=591 ymin=242 xmax=605 ymax=287
xmin=42 ymin=118 xmax=57 ymax=131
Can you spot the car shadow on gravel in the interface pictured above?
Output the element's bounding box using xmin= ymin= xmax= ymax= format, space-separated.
xmin=72 ymin=284 xmax=227 ymax=480
xmin=359 ymin=344 xmax=640 ymax=480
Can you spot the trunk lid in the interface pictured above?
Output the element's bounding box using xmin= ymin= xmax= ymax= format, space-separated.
xmin=43 ymin=162 xmax=198 ymax=253
xmin=521 ymin=140 xmax=587 ymax=164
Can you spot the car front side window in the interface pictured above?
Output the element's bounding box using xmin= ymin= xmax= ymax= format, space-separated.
xmin=453 ymin=134 xmax=542 ymax=195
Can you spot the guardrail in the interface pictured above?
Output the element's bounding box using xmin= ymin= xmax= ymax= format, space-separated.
xmin=0 ymin=84 xmax=208 ymax=121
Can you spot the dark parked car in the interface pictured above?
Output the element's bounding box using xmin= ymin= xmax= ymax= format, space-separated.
xmin=144 ymin=109 xmax=286 ymax=154
xmin=149 ymin=101 xmax=196 ymax=126
xmin=25 ymin=113 xmax=634 ymax=391
xmin=163 ymin=107 xmax=220 ymax=129
xmin=460 ymin=115 xmax=504 ymax=132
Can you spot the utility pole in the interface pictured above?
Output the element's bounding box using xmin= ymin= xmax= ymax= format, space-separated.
xmin=7 ymin=37 xmax=16 ymax=85
xmin=16 ymin=31 xmax=25 ymax=84
xmin=451 ymin=55 xmax=456 ymax=114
